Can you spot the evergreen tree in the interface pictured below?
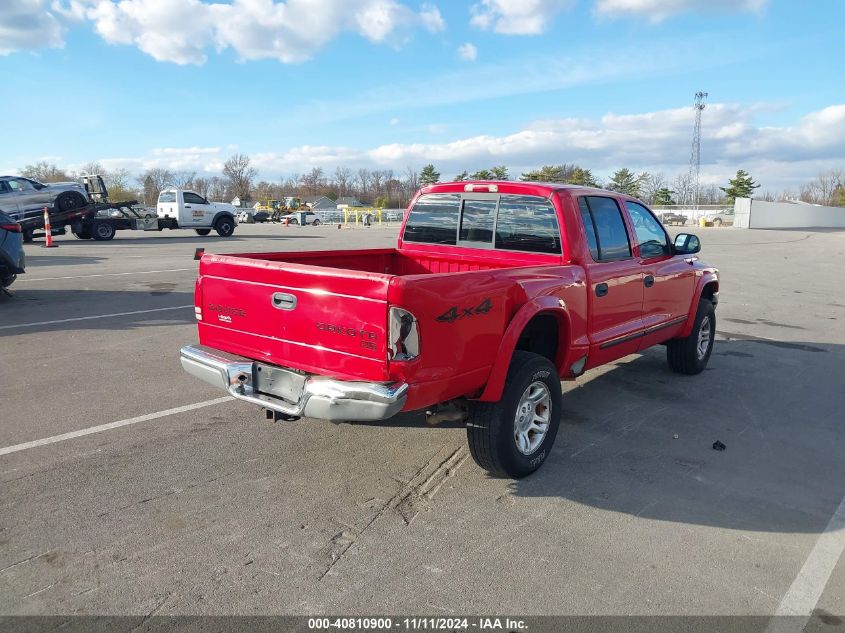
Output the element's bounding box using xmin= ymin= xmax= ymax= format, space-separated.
xmin=568 ymin=167 xmax=598 ymax=187
xmin=453 ymin=170 xmax=469 ymax=182
xmin=471 ymin=169 xmax=493 ymax=180
xmin=653 ymin=188 xmax=675 ymax=206
xmin=489 ymin=165 xmax=509 ymax=180
xmin=521 ymin=165 xmax=568 ymax=182
xmin=720 ymin=169 xmax=760 ymax=203
xmin=419 ymin=164 xmax=440 ymax=186
xmin=607 ymin=168 xmax=646 ymax=197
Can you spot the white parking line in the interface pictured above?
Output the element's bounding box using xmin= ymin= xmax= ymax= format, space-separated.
xmin=766 ymin=493 xmax=845 ymax=633
xmin=0 ymin=305 xmax=194 ymax=330
xmin=18 ymin=268 xmax=194 ymax=282
xmin=0 ymin=397 xmax=233 ymax=457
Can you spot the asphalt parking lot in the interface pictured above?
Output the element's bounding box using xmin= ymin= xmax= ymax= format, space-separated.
xmin=1 ymin=224 xmax=844 ymax=624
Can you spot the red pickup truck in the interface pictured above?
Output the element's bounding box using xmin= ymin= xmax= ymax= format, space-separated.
xmin=181 ymin=181 xmax=718 ymax=478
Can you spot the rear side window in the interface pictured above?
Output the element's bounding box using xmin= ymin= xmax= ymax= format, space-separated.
xmin=403 ymin=194 xmax=461 ymax=245
xmin=158 ymin=191 xmax=177 ymax=203
xmin=495 ymin=196 xmax=560 ymax=254
xmin=577 ymin=196 xmax=632 ymax=261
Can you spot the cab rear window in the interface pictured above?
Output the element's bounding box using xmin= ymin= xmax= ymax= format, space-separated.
xmin=404 ymin=193 xmax=561 ymax=254
xmin=158 ymin=191 xmax=177 ymax=203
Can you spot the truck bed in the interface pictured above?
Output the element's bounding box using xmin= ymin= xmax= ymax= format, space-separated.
xmin=195 ymin=247 xmax=570 ymax=392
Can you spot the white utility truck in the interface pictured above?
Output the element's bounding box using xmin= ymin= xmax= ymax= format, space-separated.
xmin=156 ymin=189 xmax=238 ymax=237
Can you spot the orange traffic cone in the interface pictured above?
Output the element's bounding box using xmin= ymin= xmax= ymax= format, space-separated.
xmin=42 ymin=207 xmax=58 ymax=248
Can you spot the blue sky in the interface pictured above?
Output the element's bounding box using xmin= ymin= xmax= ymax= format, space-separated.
xmin=1 ymin=0 xmax=843 ymax=192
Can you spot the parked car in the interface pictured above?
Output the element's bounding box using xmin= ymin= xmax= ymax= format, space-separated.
xmin=0 ymin=211 xmax=25 ymax=289
xmin=658 ymin=211 xmax=687 ymax=226
xmin=285 ymin=211 xmax=322 ymax=225
xmin=181 ymin=181 xmax=719 ymax=479
xmin=704 ymin=208 xmax=735 ymax=226
xmin=0 ymin=176 xmax=90 ymax=225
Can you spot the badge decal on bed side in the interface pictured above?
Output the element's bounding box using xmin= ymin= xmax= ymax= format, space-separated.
xmin=436 ymin=298 xmax=493 ymax=324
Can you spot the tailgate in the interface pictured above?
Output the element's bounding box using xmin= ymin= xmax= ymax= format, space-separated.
xmin=197 ymin=254 xmax=391 ymax=382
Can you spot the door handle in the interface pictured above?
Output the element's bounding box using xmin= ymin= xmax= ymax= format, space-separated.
xmin=184 ymin=205 xmax=192 ymax=209
xmin=644 ymin=275 xmax=655 ymax=288
xmin=595 ymin=283 xmax=609 ymax=297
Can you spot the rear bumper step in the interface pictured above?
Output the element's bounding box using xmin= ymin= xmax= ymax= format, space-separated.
xmin=180 ymin=345 xmax=408 ymax=422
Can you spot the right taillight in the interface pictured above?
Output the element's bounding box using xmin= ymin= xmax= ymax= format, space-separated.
xmin=389 ymin=307 xmax=419 ymax=361
xmin=1 ymin=223 xmax=22 ymax=233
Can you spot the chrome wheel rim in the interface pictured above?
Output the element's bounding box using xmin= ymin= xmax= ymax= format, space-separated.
xmin=697 ymin=316 xmax=712 ymax=360
xmin=513 ymin=381 xmax=551 ymax=456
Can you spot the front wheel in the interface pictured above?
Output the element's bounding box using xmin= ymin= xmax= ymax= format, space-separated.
xmin=1 ymin=274 xmax=16 ymax=288
xmin=466 ymin=351 xmax=562 ymax=478
xmin=667 ymin=299 xmax=715 ymax=375
xmin=712 ymin=218 xmax=723 ymax=227
xmin=195 ymin=228 xmax=211 ymax=236
xmin=214 ymin=216 xmax=235 ymax=237
xmin=312 ymin=218 xmax=321 ymax=226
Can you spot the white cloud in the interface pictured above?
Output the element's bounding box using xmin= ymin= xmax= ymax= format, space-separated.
xmin=0 ymin=0 xmax=64 ymax=55
xmin=389 ymin=117 xmax=401 ymax=126
xmin=83 ymin=103 xmax=845 ymax=192
xmin=470 ymin=0 xmax=574 ymax=35
xmin=594 ymin=0 xmax=769 ymax=22
xmin=419 ymin=2 xmax=446 ymax=32
xmin=457 ymin=42 xmax=477 ymax=61
xmin=13 ymin=0 xmax=446 ymax=64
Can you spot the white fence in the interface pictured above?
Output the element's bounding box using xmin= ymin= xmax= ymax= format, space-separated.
xmin=733 ymin=198 xmax=845 ymax=229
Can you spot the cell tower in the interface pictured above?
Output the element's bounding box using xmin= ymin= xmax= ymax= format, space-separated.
xmin=688 ymin=91 xmax=707 ymax=209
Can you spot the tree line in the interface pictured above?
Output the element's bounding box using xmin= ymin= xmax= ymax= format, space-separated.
xmin=18 ymin=156 xmax=845 ymax=208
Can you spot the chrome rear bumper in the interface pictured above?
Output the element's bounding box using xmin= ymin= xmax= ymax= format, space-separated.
xmin=180 ymin=345 xmax=408 ymax=422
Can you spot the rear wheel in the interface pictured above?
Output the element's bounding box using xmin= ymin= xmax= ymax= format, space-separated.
xmin=22 ymin=230 xmax=33 ymax=244
xmin=214 ymin=216 xmax=235 ymax=237
xmin=195 ymin=228 xmax=211 ymax=236
xmin=466 ymin=351 xmax=562 ymax=478
xmin=713 ymin=218 xmax=723 ymax=227
xmin=55 ymin=191 xmax=87 ymax=213
xmin=91 ymin=220 xmax=116 ymax=241
xmin=667 ymin=299 xmax=715 ymax=375
xmin=312 ymin=218 xmax=321 ymax=226
xmin=1 ymin=274 xmax=16 ymax=288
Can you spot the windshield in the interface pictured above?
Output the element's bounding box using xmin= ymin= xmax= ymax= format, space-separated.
xmin=158 ymin=191 xmax=177 ymax=203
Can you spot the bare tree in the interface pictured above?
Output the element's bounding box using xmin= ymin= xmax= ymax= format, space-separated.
xmin=639 ymin=172 xmax=666 ymax=205
xmin=136 ymin=168 xmax=174 ymax=206
xmin=672 ymin=172 xmax=694 ymax=206
xmin=208 ymin=176 xmax=227 ymax=201
xmin=299 ymin=167 xmax=325 ymax=196
xmin=222 ymin=153 xmax=257 ymax=202
xmin=171 ymin=170 xmax=196 ymax=189
xmin=192 ymin=177 xmax=211 ymax=198
xmin=356 ymin=168 xmax=371 ymax=200
xmin=19 ymin=161 xmax=71 ymax=183
xmin=334 ymin=166 xmax=353 ymax=198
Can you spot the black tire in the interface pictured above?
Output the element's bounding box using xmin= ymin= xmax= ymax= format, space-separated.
xmin=312 ymin=218 xmax=321 ymax=226
xmin=55 ymin=192 xmax=87 ymax=213
xmin=22 ymin=230 xmax=33 ymax=244
xmin=90 ymin=220 xmax=116 ymax=241
xmin=195 ymin=228 xmax=211 ymax=236
xmin=1 ymin=274 xmax=16 ymax=288
xmin=214 ymin=216 xmax=235 ymax=237
xmin=466 ymin=351 xmax=562 ymax=478
xmin=72 ymin=226 xmax=92 ymax=240
xmin=713 ymin=218 xmax=723 ymax=227
xmin=667 ymin=299 xmax=715 ymax=375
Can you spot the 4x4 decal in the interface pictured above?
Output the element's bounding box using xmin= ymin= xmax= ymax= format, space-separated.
xmin=436 ymin=298 xmax=493 ymax=323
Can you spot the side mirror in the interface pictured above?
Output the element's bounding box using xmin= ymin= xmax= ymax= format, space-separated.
xmin=673 ymin=233 xmax=701 ymax=255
